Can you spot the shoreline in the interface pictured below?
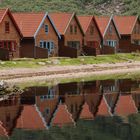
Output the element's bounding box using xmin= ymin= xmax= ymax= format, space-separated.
xmin=1 ymin=61 xmax=140 ymax=84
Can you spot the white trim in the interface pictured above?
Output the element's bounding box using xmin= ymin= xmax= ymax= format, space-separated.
xmin=34 ymin=104 xmax=48 ymax=129
xmin=48 ymin=14 xmax=61 ymax=39
xmin=130 ymin=16 xmax=139 ymax=34
xmin=34 ymin=12 xmax=48 ymax=39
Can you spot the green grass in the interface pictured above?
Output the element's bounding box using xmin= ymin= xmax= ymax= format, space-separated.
xmin=0 ymin=53 xmax=140 ymax=69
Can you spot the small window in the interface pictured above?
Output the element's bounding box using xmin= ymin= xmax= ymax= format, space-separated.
xmin=40 ymin=41 xmax=44 ymax=48
xmin=70 ymin=25 xmax=73 ymax=34
xmin=5 ymin=21 xmax=10 ymax=33
xmin=74 ymin=26 xmax=77 ymax=34
xmin=45 ymin=25 xmax=49 ymax=34
xmin=90 ymin=26 xmax=94 ymax=35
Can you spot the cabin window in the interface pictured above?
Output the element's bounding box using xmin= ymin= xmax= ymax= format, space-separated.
xmin=70 ymin=25 xmax=73 ymax=34
xmin=90 ymin=26 xmax=94 ymax=35
xmin=106 ymin=40 xmax=117 ymax=47
xmin=40 ymin=41 xmax=44 ymax=48
xmin=67 ymin=41 xmax=80 ymax=49
xmin=5 ymin=21 xmax=10 ymax=33
xmin=74 ymin=26 xmax=77 ymax=34
xmin=45 ymin=25 xmax=49 ymax=34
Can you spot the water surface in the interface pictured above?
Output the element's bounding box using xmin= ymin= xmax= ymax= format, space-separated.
xmin=0 ymin=79 xmax=140 ymax=140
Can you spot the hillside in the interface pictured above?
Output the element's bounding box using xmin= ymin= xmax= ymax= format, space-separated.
xmin=0 ymin=0 xmax=139 ymax=16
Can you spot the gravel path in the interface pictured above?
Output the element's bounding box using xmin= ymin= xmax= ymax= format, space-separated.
xmin=1 ymin=61 xmax=140 ymax=84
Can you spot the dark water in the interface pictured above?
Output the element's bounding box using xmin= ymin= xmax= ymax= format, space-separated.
xmin=0 ymin=79 xmax=140 ymax=140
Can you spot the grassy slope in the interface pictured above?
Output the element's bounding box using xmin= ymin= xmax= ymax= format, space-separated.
xmin=0 ymin=53 xmax=140 ymax=68
xmin=0 ymin=0 xmax=139 ymax=16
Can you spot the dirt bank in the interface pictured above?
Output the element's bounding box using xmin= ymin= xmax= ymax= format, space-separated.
xmin=1 ymin=61 xmax=140 ymax=84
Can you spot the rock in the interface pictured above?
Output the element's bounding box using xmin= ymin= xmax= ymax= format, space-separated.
xmin=51 ymin=59 xmax=60 ymax=65
xmin=12 ymin=62 xmax=17 ymax=65
xmin=0 ymin=62 xmax=5 ymax=65
xmin=37 ymin=62 xmax=46 ymax=66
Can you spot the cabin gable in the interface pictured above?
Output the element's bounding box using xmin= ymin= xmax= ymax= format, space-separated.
xmin=103 ymin=20 xmax=119 ymax=48
xmin=64 ymin=16 xmax=84 ymax=49
xmin=35 ymin=16 xmax=59 ymax=57
xmin=131 ymin=19 xmax=140 ymax=45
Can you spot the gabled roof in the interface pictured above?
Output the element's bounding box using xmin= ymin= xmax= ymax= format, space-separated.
xmin=51 ymin=102 xmax=75 ymax=127
xmin=49 ymin=12 xmax=84 ymax=35
xmin=79 ymin=102 xmax=93 ymax=120
xmin=0 ymin=8 xmax=22 ymax=37
xmin=94 ymin=15 xmax=120 ymax=38
xmin=16 ymin=105 xmax=46 ymax=130
xmin=13 ymin=12 xmax=61 ymax=38
xmin=115 ymin=94 xmax=138 ymax=116
xmin=96 ymin=96 xmax=112 ymax=116
xmin=77 ymin=15 xmax=93 ymax=33
xmin=113 ymin=16 xmax=138 ymax=35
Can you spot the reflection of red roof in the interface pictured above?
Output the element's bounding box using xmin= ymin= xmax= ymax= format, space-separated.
xmin=52 ymin=104 xmax=75 ymax=127
xmin=16 ymin=105 xmax=46 ymax=130
xmin=0 ymin=121 xmax=8 ymax=137
xmin=80 ymin=102 xmax=93 ymax=120
xmin=78 ymin=16 xmax=93 ymax=33
xmin=94 ymin=16 xmax=110 ymax=37
xmin=49 ymin=12 xmax=73 ymax=35
xmin=113 ymin=16 xmax=138 ymax=35
xmin=115 ymin=95 xmax=138 ymax=116
xmin=97 ymin=96 xmax=111 ymax=116
xmin=13 ymin=13 xmax=45 ymax=37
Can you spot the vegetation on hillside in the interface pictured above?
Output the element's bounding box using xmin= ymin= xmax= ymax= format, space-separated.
xmin=0 ymin=0 xmax=139 ymax=16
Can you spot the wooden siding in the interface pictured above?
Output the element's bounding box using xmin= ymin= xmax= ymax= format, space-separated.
xmin=0 ymin=13 xmax=21 ymax=58
xmin=84 ymin=19 xmax=101 ymax=47
xmin=131 ymin=20 xmax=140 ymax=44
xmin=35 ymin=16 xmax=59 ymax=57
xmin=64 ymin=16 xmax=84 ymax=56
xmin=103 ymin=20 xmax=120 ymax=53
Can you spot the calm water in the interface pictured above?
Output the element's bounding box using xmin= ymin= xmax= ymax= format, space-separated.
xmin=0 ymin=79 xmax=140 ymax=140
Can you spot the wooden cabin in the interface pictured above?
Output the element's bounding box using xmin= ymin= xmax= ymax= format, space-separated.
xmin=0 ymin=8 xmax=22 ymax=60
xmin=0 ymin=95 xmax=22 ymax=136
xmin=113 ymin=16 xmax=140 ymax=53
xmin=78 ymin=16 xmax=102 ymax=55
xmin=49 ymin=12 xmax=84 ymax=58
xmin=13 ymin=12 xmax=60 ymax=58
xmin=94 ymin=16 xmax=120 ymax=54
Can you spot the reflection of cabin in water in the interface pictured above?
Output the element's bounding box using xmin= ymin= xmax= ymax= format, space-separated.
xmin=132 ymin=93 xmax=140 ymax=111
xmin=114 ymin=93 xmax=138 ymax=116
xmin=0 ymin=95 xmax=22 ymax=136
xmin=101 ymin=80 xmax=119 ymax=94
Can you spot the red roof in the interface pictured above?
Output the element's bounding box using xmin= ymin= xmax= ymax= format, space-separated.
xmin=52 ymin=103 xmax=75 ymax=127
xmin=94 ymin=16 xmax=110 ymax=37
xmin=49 ymin=12 xmax=74 ymax=35
xmin=113 ymin=16 xmax=138 ymax=35
xmin=13 ymin=13 xmax=45 ymax=37
xmin=78 ymin=16 xmax=93 ymax=33
xmin=97 ymin=96 xmax=111 ymax=116
xmin=0 ymin=8 xmax=22 ymax=37
xmin=115 ymin=95 xmax=138 ymax=116
xmin=79 ymin=102 xmax=93 ymax=120
xmin=16 ymin=105 xmax=46 ymax=130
